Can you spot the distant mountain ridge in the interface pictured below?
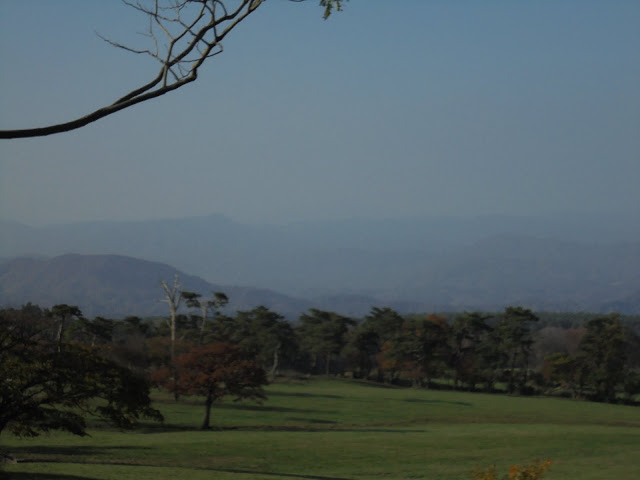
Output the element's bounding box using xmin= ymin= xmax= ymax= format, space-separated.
xmin=1 ymin=213 xmax=639 ymax=314
xmin=0 ymin=254 xmax=309 ymax=318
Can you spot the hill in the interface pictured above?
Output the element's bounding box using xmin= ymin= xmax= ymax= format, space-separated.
xmin=0 ymin=254 xmax=309 ymax=318
xmin=1 ymin=213 xmax=639 ymax=314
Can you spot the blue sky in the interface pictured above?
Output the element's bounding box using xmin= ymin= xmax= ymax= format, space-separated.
xmin=1 ymin=0 xmax=639 ymax=226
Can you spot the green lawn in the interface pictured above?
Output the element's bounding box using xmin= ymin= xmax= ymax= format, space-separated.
xmin=3 ymin=378 xmax=639 ymax=479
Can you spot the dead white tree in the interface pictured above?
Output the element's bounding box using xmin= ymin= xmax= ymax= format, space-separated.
xmin=160 ymin=274 xmax=183 ymax=362
xmin=160 ymin=274 xmax=185 ymax=400
xmin=0 ymin=0 xmax=346 ymax=140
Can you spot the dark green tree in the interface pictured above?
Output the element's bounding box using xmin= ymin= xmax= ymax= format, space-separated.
xmin=541 ymin=352 xmax=589 ymax=399
xmin=227 ymin=306 xmax=297 ymax=380
xmin=181 ymin=290 xmax=229 ymax=344
xmin=343 ymin=327 xmax=381 ymax=379
xmin=118 ymin=316 xmax=154 ymax=337
xmin=362 ymin=307 xmax=405 ymax=343
xmin=449 ymin=312 xmax=493 ymax=390
xmin=387 ymin=315 xmax=449 ymax=388
xmin=68 ymin=316 xmax=115 ymax=348
xmin=345 ymin=307 xmax=405 ymax=379
xmin=0 ymin=306 xmax=162 ymax=440
xmin=495 ymin=306 xmax=539 ymax=394
xmin=49 ymin=304 xmax=84 ymax=352
xmin=578 ymin=315 xmax=629 ymax=402
xmin=298 ymin=309 xmax=355 ymax=375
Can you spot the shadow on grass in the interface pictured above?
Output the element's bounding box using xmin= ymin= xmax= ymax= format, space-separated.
xmin=4 ymin=445 xmax=152 ymax=465
xmin=348 ymin=380 xmax=405 ymax=389
xmin=219 ymin=425 xmax=428 ymax=433
xmin=1 ymin=473 xmax=98 ymax=480
xmin=285 ymin=418 xmax=337 ymax=424
xmin=212 ymin=468 xmax=354 ymax=480
xmin=268 ymin=391 xmax=343 ymax=399
xmin=214 ymin=403 xmax=337 ymax=415
xmin=402 ymin=398 xmax=472 ymax=406
xmin=4 ymin=460 xmax=357 ymax=480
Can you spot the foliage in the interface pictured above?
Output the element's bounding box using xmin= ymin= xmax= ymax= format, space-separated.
xmin=343 ymin=307 xmax=405 ymax=380
xmin=181 ymin=290 xmax=228 ymax=344
xmin=0 ymin=305 xmax=162 ymax=438
xmin=449 ymin=311 xmax=493 ymax=389
xmin=343 ymin=325 xmax=381 ymax=378
xmin=153 ymin=342 xmax=267 ymax=429
xmin=297 ymin=309 xmax=355 ymax=374
xmin=577 ymin=315 xmax=630 ymax=402
xmin=380 ymin=314 xmax=450 ymax=387
xmin=473 ymin=460 xmax=552 ymax=480
xmin=319 ymin=0 xmax=348 ymax=19
xmin=363 ymin=307 xmax=405 ymax=342
xmin=495 ymin=307 xmax=540 ymax=394
xmin=4 ymin=298 xmax=637 ymax=417
xmin=225 ymin=306 xmax=297 ymax=378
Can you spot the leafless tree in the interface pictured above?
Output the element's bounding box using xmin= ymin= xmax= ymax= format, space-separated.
xmin=0 ymin=0 xmax=346 ymax=140
xmin=160 ymin=274 xmax=183 ymax=361
xmin=160 ymin=273 xmax=184 ymax=400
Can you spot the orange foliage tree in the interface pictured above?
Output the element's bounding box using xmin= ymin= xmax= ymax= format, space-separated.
xmin=153 ymin=342 xmax=267 ymax=429
xmin=473 ymin=459 xmax=552 ymax=480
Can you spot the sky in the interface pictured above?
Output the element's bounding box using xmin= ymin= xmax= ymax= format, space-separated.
xmin=1 ymin=0 xmax=639 ymax=227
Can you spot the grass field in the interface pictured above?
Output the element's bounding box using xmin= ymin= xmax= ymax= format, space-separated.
xmin=2 ymin=378 xmax=639 ymax=479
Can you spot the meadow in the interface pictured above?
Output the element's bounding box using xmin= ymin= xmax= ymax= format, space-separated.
xmin=2 ymin=378 xmax=639 ymax=480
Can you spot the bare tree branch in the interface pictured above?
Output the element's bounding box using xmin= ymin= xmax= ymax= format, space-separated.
xmin=0 ymin=0 xmax=263 ymax=139
xmin=160 ymin=274 xmax=182 ymax=361
xmin=0 ymin=0 xmax=346 ymax=140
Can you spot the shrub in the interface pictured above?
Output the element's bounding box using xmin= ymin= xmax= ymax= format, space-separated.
xmin=473 ymin=460 xmax=552 ymax=480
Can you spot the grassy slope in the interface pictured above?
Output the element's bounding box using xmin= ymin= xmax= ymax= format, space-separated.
xmin=3 ymin=379 xmax=639 ymax=480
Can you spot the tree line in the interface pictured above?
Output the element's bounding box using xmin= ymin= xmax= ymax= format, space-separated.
xmin=1 ymin=291 xmax=639 ymax=439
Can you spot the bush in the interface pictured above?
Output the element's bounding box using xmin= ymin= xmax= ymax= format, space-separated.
xmin=473 ymin=459 xmax=552 ymax=480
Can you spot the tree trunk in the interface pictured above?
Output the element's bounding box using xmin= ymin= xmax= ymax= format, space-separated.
xmin=161 ymin=277 xmax=181 ymax=401
xmin=56 ymin=318 xmax=66 ymax=353
xmin=170 ymin=307 xmax=179 ymax=401
xmin=201 ymin=393 xmax=213 ymax=430
xmin=519 ymin=348 xmax=530 ymax=393
xmin=508 ymin=352 xmax=517 ymax=394
xmin=169 ymin=305 xmax=177 ymax=361
xmin=269 ymin=342 xmax=281 ymax=381
xmin=172 ymin=369 xmax=180 ymax=401
xmin=198 ymin=304 xmax=208 ymax=345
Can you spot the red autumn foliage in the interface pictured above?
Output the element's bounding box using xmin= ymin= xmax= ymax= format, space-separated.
xmin=153 ymin=342 xmax=267 ymax=429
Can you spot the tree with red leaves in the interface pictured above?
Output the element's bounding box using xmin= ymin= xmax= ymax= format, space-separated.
xmin=154 ymin=342 xmax=267 ymax=429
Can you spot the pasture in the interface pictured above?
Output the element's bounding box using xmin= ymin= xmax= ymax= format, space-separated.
xmin=2 ymin=379 xmax=639 ymax=479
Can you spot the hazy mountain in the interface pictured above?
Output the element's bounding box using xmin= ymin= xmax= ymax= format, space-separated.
xmin=600 ymin=290 xmax=640 ymax=315
xmin=393 ymin=235 xmax=640 ymax=312
xmin=1 ymin=213 xmax=639 ymax=314
xmin=0 ymin=254 xmax=309 ymax=318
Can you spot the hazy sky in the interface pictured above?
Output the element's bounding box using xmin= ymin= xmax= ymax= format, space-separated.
xmin=1 ymin=0 xmax=639 ymax=226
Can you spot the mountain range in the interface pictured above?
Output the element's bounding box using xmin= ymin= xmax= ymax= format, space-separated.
xmin=1 ymin=213 xmax=639 ymax=316
xmin=0 ymin=254 xmax=311 ymax=318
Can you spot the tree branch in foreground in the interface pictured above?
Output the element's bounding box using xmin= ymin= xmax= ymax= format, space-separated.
xmin=1 ymin=0 xmax=346 ymax=140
